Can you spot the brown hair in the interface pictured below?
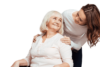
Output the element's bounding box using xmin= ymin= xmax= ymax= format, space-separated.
xmin=81 ymin=4 xmax=100 ymax=47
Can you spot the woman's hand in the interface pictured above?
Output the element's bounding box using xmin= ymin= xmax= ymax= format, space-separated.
xmin=11 ymin=61 xmax=19 ymax=67
xmin=33 ymin=34 xmax=40 ymax=43
xmin=54 ymin=62 xmax=70 ymax=67
xmin=53 ymin=64 xmax=61 ymax=67
xmin=60 ymin=36 xmax=71 ymax=45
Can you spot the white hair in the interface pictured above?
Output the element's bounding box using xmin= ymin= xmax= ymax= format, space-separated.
xmin=40 ymin=11 xmax=63 ymax=35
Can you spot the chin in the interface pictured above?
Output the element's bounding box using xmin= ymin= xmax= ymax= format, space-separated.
xmin=50 ymin=25 xmax=60 ymax=31
xmin=54 ymin=28 xmax=59 ymax=31
xmin=53 ymin=27 xmax=60 ymax=31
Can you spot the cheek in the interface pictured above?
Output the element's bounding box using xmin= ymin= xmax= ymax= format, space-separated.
xmin=48 ymin=20 xmax=53 ymax=25
xmin=75 ymin=17 xmax=78 ymax=21
xmin=57 ymin=23 xmax=62 ymax=30
xmin=59 ymin=23 xmax=62 ymax=27
xmin=75 ymin=17 xmax=80 ymax=22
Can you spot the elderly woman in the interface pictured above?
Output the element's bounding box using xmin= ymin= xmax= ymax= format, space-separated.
xmin=11 ymin=11 xmax=73 ymax=67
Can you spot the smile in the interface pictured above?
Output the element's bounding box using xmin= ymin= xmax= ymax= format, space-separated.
xmin=53 ymin=24 xmax=59 ymax=27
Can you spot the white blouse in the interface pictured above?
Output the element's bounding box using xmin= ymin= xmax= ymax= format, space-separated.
xmin=62 ymin=9 xmax=88 ymax=50
xmin=24 ymin=33 xmax=73 ymax=67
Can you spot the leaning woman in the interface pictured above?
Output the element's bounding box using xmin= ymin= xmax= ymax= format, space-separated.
xmin=11 ymin=11 xmax=73 ymax=67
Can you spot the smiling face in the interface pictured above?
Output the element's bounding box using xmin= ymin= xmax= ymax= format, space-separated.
xmin=46 ymin=12 xmax=62 ymax=32
xmin=74 ymin=9 xmax=87 ymax=25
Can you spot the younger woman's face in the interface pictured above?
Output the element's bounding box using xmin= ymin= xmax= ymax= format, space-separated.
xmin=47 ymin=13 xmax=62 ymax=32
xmin=75 ymin=9 xmax=87 ymax=25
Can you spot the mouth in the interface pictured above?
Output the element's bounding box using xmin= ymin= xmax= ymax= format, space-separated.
xmin=53 ymin=23 xmax=59 ymax=27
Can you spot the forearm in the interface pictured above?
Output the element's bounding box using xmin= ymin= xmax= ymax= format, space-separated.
xmin=17 ymin=59 xmax=28 ymax=66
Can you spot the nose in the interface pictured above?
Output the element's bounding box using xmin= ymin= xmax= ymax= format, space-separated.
xmin=75 ymin=16 xmax=79 ymax=21
xmin=55 ymin=19 xmax=60 ymax=23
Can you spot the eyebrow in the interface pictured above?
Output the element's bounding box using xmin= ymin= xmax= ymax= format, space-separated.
xmin=78 ymin=12 xmax=83 ymax=22
xmin=53 ymin=16 xmax=62 ymax=19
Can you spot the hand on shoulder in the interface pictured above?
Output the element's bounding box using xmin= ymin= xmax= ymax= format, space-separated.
xmin=33 ymin=34 xmax=40 ymax=43
xmin=60 ymin=35 xmax=71 ymax=45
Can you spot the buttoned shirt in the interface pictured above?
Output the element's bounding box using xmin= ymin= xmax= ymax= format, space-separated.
xmin=24 ymin=33 xmax=73 ymax=67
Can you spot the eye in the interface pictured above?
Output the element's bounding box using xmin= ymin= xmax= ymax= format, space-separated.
xmin=80 ymin=18 xmax=82 ymax=21
xmin=53 ymin=17 xmax=56 ymax=20
xmin=77 ymin=12 xmax=82 ymax=22
xmin=59 ymin=19 xmax=62 ymax=22
xmin=77 ymin=12 xmax=78 ymax=16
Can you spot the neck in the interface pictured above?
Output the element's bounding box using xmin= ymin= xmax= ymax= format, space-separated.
xmin=45 ymin=29 xmax=57 ymax=38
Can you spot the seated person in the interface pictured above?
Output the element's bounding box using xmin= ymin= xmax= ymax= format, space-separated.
xmin=11 ymin=11 xmax=73 ymax=67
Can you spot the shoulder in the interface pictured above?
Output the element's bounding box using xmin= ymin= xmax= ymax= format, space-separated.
xmin=62 ymin=9 xmax=77 ymax=13
xmin=55 ymin=33 xmax=71 ymax=48
xmin=31 ymin=36 xmax=42 ymax=46
xmin=53 ymin=33 xmax=63 ymax=44
xmin=62 ymin=9 xmax=70 ymax=18
xmin=57 ymin=33 xmax=71 ymax=48
xmin=36 ymin=35 xmax=41 ymax=40
xmin=62 ymin=10 xmax=68 ymax=17
xmin=62 ymin=9 xmax=77 ymax=17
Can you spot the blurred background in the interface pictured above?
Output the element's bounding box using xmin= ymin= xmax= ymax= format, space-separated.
xmin=0 ymin=8 xmax=100 ymax=67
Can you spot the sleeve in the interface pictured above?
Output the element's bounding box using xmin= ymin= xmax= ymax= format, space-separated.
xmin=71 ymin=41 xmax=81 ymax=50
xmin=23 ymin=44 xmax=33 ymax=66
xmin=71 ymin=33 xmax=87 ymax=50
xmin=59 ymin=42 xmax=73 ymax=67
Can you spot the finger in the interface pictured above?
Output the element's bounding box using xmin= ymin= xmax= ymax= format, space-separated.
xmin=62 ymin=41 xmax=69 ymax=43
xmin=33 ymin=39 xmax=36 ymax=42
xmin=33 ymin=36 xmax=36 ymax=40
xmin=63 ymin=41 xmax=71 ymax=45
xmin=61 ymin=39 xmax=69 ymax=41
xmin=64 ymin=36 xmax=70 ymax=39
xmin=34 ymin=36 xmax=37 ymax=38
xmin=61 ymin=40 xmax=68 ymax=43
xmin=60 ymin=38 xmax=67 ymax=41
xmin=33 ymin=38 xmax=36 ymax=41
xmin=64 ymin=36 xmax=67 ymax=38
xmin=61 ymin=37 xmax=68 ymax=40
xmin=32 ymin=41 xmax=34 ymax=43
xmin=64 ymin=37 xmax=69 ymax=39
xmin=61 ymin=40 xmax=66 ymax=43
xmin=61 ymin=40 xmax=69 ymax=43
xmin=62 ymin=37 xmax=69 ymax=39
xmin=64 ymin=35 xmax=67 ymax=37
xmin=33 ymin=40 xmax=35 ymax=42
xmin=64 ymin=37 xmax=71 ymax=41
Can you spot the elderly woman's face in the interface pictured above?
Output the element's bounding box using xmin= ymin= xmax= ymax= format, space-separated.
xmin=47 ymin=13 xmax=62 ymax=32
